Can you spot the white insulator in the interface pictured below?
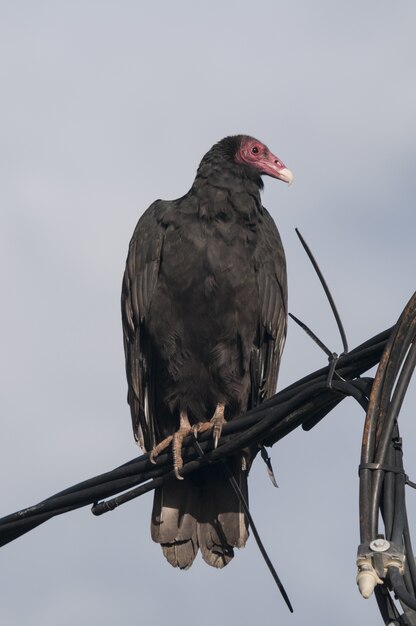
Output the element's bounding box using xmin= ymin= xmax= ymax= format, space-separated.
xmin=356 ymin=561 xmax=383 ymax=599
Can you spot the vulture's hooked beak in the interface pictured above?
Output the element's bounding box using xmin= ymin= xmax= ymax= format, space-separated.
xmin=261 ymin=151 xmax=294 ymax=185
xmin=274 ymin=167 xmax=294 ymax=185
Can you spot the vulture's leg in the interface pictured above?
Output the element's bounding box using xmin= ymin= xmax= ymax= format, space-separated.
xmin=150 ymin=409 xmax=192 ymax=480
xmin=193 ymin=402 xmax=226 ymax=449
xmin=149 ymin=403 xmax=226 ymax=479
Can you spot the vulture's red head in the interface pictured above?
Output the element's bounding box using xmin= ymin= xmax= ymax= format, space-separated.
xmin=196 ymin=135 xmax=293 ymax=188
xmin=235 ymin=135 xmax=293 ymax=185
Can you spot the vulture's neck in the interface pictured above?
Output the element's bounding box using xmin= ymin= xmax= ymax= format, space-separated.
xmin=191 ymin=156 xmax=264 ymax=222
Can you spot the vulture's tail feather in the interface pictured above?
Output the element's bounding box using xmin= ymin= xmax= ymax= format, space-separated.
xmin=151 ymin=478 xmax=199 ymax=570
xmin=151 ymin=455 xmax=249 ymax=569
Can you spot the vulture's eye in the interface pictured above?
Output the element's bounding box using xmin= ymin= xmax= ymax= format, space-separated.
xmin=251 ymin=146 xmax=259 ymax=154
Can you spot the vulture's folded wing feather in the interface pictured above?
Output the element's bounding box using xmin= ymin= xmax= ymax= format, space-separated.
xmin=251 ymin=207 xmax=288 ymax=406
xmin=121 ymin=200 xmax=166 ymax=451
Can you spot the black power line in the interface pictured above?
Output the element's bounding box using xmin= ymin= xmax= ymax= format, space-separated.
xmin=1 ymin=293 xmax=415 ymax=624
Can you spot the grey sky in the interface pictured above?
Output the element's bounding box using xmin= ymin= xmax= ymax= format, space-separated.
xmin=1 ymin=2 xmax=415 ymax=625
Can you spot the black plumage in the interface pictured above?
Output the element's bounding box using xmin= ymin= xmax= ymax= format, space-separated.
xmin=121 ymin=135 xmax=291 ymax=569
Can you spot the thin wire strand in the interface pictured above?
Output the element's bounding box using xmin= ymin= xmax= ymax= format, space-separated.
xmin=191 ymin=439 xmax=294 ymax=613
xmin=295 ymin=228 xmax=349 ymax=354
xmin=288 ymin=312 xmax=333 ymax=357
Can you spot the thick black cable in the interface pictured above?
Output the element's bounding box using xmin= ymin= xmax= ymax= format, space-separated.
xmin=0 ymin=292 xmax=414 ymax=626
xmin=360 ymin=293 xmax=416 ymax=544
xmin=374 ymin=586 xmax=401 ymax=625
xmin=369 ymin=342 xmax=416 ymax=539
xmin=357 ymin=292 xmax=416 ymax=624
xmin=380 ymin=442 xmax=395 ymax=542
xmin=389 ymin=567 xmax=416 ymax=612
xmin=403 ymin=511 xmax=416 ymax=594
xmin=391 ymin=440 xmax=406 ymax=545
xmin=0 ymin=326 xmax=390 ymax=547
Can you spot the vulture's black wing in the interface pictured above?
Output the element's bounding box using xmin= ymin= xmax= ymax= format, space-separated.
xmin=121 ymin=200 xmax=166 ymax=451
xmin=251 ymin=207 xmax=288 ymax=407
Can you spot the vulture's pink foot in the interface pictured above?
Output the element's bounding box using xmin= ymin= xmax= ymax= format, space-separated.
xmin=193 ymin=402 xmax=226 ymax=449
xmin=149 ymin=410 xmax=192 ymax=480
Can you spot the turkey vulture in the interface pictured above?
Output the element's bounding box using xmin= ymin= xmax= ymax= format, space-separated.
xmin=121 ymin=135 xmax=291 ymax=569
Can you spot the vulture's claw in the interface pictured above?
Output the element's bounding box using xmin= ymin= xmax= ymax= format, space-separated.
xmin=149 ymin=435 xmax=173 ymax=464
xmin=212 ymin=402 xmax=225 ymax=448
xmin=172 ymin=431 xmax=186 ymax=480
xmin=149 ymin=404 xmax=226 ymax=478
xmin=192 ymin=402 xmax=226 ymax=449
xmin=149 ymin=410 xmax=192 ymax=479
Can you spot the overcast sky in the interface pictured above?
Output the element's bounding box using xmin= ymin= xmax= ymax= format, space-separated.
xmin=1 ymin=2 xmax=415 ymax=625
